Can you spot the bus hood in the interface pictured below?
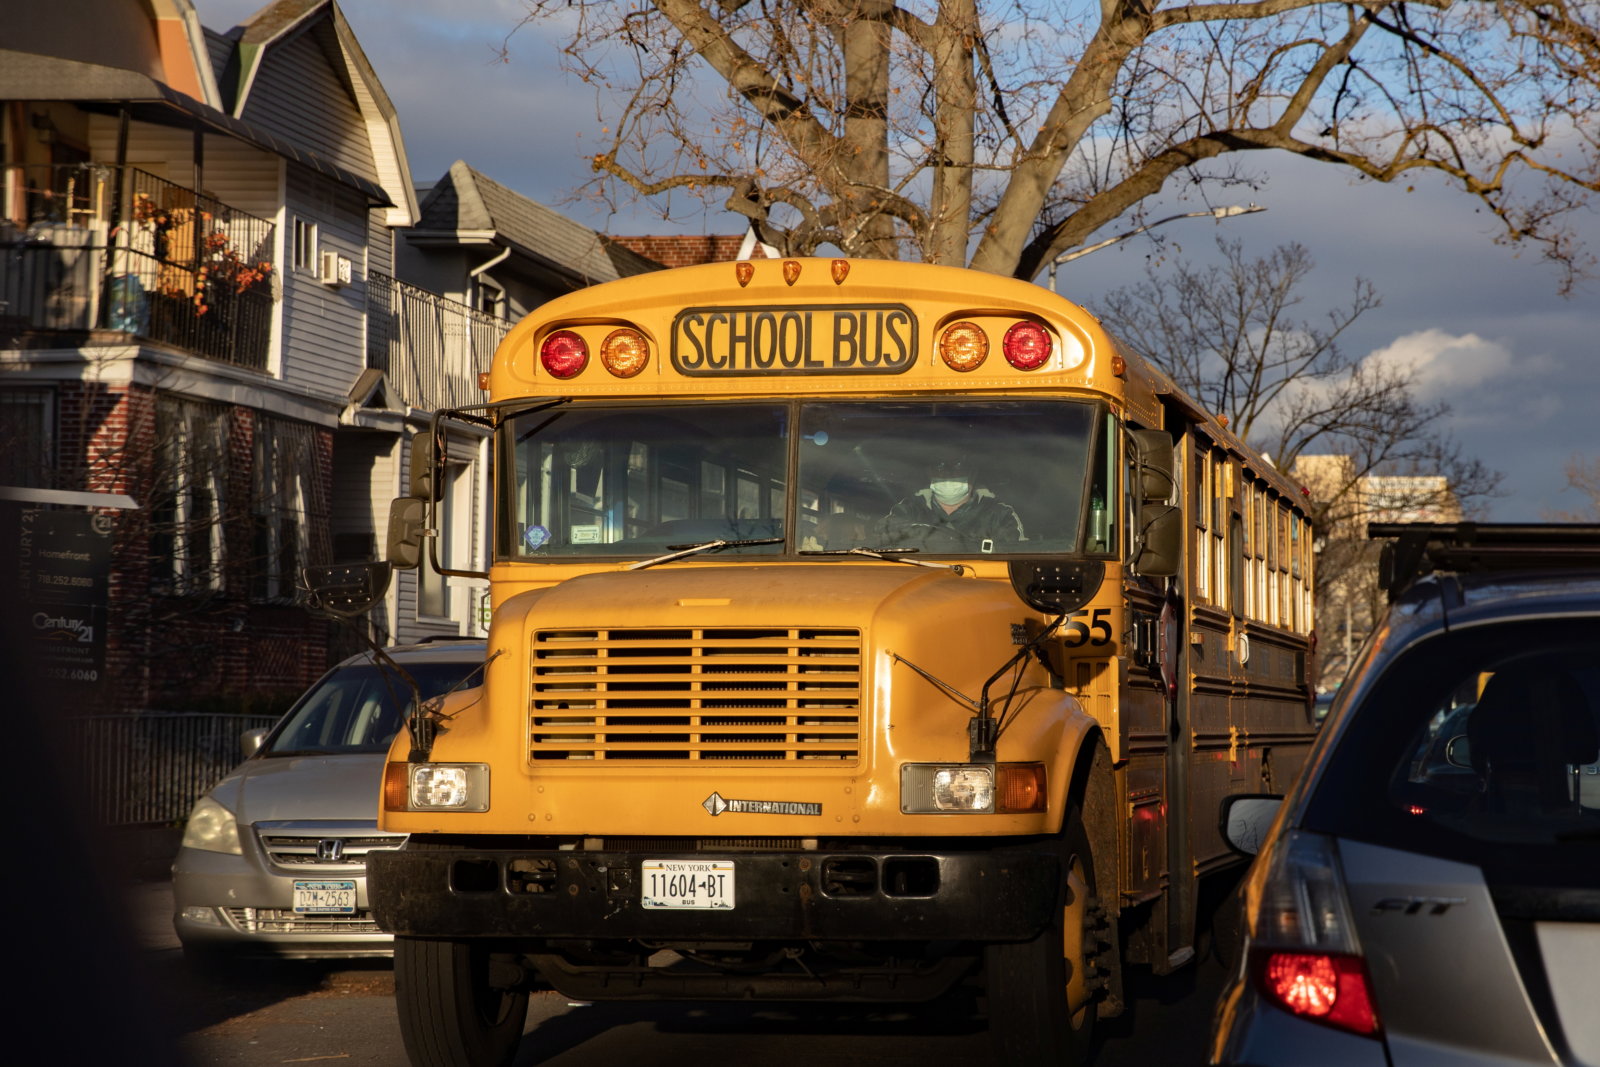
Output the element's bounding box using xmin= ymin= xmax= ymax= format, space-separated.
xmin=497 ymin=562 xmax=1028 ymax=632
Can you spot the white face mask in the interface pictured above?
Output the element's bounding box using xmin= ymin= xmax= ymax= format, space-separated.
xmin=931 ymin=479 xmax=970 ymax=506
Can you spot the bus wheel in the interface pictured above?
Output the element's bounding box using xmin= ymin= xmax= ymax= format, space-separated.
xmin=985 ymin=808 xmax=1103 ymax=1063
xmin=395 ymin=936 xmax=528 ymax=1067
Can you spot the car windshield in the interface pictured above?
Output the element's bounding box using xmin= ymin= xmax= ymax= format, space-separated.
xmin=500 ymin=399 xmax=1104 ymax=559
xmin=264 ymin=658 xmax=483 ymax=756
xmin=1306 ymin=619 xmax=1600 ymax=883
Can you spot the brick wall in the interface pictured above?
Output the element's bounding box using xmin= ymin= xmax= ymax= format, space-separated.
xmin=609 ymin=234 xmax=772 ymax=267
xmin=48 ymin=383 xmax=331 ymax=712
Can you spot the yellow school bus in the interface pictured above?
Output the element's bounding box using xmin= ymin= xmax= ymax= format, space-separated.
xmin=364 ymin=257 xmax=1317 ymax=1065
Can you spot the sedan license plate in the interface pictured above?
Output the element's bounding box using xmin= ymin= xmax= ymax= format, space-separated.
xmin=293 ymin=879 xmax=357 ymax=914
xmin=640 ymin=859 xmax=735 ymax=910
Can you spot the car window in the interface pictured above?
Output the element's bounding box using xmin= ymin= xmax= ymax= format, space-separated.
xmin=265 ymin=659 xmax=482 ymax=756
xmin=1305 ymin=619 xmax=1600 ymax=886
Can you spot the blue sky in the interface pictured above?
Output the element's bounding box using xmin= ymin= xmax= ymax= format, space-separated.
xmin=201 ymin=0 xmax=1600 ymax=520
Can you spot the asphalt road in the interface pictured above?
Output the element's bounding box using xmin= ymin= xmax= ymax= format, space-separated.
xmin=121 ymin=879 xmax=1225 ymax=1066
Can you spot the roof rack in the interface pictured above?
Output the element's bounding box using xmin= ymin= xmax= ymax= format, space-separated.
xmin=1370 ymin=522 xmax=1600 ymax=602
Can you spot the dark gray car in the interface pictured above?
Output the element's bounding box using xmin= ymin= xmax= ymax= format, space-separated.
xmin=1210 ymin=523 xmax=1600 ymax=1066
xmin=172 ymin=640 xmax=486 ymax=962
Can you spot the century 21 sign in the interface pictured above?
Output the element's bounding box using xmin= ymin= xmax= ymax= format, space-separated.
xmin=671 ymin=303 xmax=916 ymax=376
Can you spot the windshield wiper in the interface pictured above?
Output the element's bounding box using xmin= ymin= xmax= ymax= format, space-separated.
xmin=801 ymin=546 xmax=965 ymax=572
xmin=628 ymin=537 xmax=784 ymax=570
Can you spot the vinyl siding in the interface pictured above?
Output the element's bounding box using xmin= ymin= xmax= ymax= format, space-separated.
xmin=279 ymin=166 xmax=368 ymax=401
xmin=238 ymin=21 xmax=377 ymax=183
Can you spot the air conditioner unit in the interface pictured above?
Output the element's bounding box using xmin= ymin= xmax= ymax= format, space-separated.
xmin=319 ymin=251 xmax=352 ymax=286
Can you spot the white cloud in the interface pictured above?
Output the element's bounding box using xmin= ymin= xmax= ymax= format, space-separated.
xmin=1360 ymin=328 xmax=1522 ymax=400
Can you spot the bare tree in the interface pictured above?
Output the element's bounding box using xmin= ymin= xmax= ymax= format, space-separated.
xmin=1549 ymin=454 xmax=1600 ymax=519
xmin=512 ymin=0 xmax=1600 ymax=285
xmin=1095 ymin=238 xmax=1500 ymax=682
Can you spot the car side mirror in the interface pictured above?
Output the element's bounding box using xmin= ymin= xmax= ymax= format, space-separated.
xmin=1445 ymin=734 xmax=1472 ymax=770
xmin=239 ymin=727 xmax=269 ymax=761
xmin=1221 ymin=794 xmax=1282 ymax=856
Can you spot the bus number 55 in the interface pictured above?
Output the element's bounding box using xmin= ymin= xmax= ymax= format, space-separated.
xmin=1062 ymin=608 xmax=1113 ymax=648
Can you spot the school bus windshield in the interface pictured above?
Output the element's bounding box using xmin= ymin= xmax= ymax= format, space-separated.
xmin=500 ymin=398 xmax=1103 ymax=560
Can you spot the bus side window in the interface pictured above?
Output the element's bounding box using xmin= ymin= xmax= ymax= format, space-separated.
xmin=1087 ymin=415 xmax=1115 ymax=553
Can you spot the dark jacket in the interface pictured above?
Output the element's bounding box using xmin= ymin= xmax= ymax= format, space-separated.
xmin=877 ymin=488 xmax=1026 ymax=552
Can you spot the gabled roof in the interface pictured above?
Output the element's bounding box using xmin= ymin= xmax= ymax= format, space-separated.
xmin=0 ymin=49 xmax=392 ymax=206
xmin=222 ymin=0 xmax=417 ymax=226
xmin=409 ymin=161 xmax=663 ymax=288
xmin=1 ymin=0 xmax=223 ymax=107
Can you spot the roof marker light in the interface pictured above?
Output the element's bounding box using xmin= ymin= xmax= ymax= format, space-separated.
xmin=1003 ymin=320 xmax=1053 ymax=370
xmin=540 ymin=330 xmax=588 ymax=379
xmin=831 ymin=259 xmax=850 ymax=285
xmin=736 ymin=261 xmax=754 ymax=287
xmin=783 ymin=260 xmax=802 ymax=285
xmin=600 ymin=328 xmax=650 ymax=378
xmin=939 ymin=322 xmax=988 ymax=372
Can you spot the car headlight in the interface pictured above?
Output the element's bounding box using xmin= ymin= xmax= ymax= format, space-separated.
xmin=182 ymin=796 xmax=242 ymax=854
xmin=384 ymin=762 xmax=489 ymax=812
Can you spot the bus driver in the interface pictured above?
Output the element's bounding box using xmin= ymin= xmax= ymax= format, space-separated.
xmin=877 ymin=459 xmax=1026 ymax=553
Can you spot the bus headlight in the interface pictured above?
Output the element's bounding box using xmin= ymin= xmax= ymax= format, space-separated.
xmin=900 ymin=763 xmax=1047 ymax=813
xmin=902 ymin=764 xmax=994 ymax=812
xmin=385 ymin=763 xmax=490 ymax=812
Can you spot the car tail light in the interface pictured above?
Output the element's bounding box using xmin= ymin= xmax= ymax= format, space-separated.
xmin=1242 ymin=830 xmax=1381 ymax=1037
xmin=1002 ymin=320 xmax=1052 ymax=369
xmin=540 ymin=329 xmax=588 ymax=378
xmin=1256 ymin=950 xmax=1379 ymax=1036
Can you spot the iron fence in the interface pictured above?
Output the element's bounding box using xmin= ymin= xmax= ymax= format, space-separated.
xmin=66 ymin=712 xmax=279 ymax=827
xmin=367 ymin=270 xmax=509 ymax=409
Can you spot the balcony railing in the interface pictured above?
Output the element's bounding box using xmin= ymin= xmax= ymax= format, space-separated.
xmin=0 ymin=164 xmax=275 ymax=370
xmin=367 ymin=270 xmax=509 ymax=410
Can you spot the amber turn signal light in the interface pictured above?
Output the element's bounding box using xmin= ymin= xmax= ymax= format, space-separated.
xmin=996 ymin=763 xmax=1047 ymax=812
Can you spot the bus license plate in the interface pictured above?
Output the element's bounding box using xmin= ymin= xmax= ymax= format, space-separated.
xmin=293 ymin=879 xmax=357 ymax=914
xmin=640 ymin=860 xmax=735 ymax=910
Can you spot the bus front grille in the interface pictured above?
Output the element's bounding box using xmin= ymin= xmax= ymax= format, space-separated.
xmin=529 ymin=627 xmax=862 ymax=764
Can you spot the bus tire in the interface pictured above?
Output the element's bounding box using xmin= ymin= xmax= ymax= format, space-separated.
xmin=395 ymin=936 xmax=528 ymax=1067
xmin=985 ymin=804 xmax=1103 ymax=1064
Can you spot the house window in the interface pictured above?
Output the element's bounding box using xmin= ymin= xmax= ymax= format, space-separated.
xmin=292 ymin=218 xmax=318 ymax=272
xmin=151 ymin=398 xmax=227 ymax=596
xmin=0 ymin=388 xmax=55 ymax=488
xmin=474 ymin=278 xmax=505 ymax=319
xmin=251 ymin=416 xmax=319 ymax=603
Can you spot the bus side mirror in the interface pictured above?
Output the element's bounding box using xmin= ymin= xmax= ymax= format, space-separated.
xmin=1133 ymin=429 xmax=1177 ymax=503
xmin=387 ymin=496 xmax=427 ymax=570
xmin=409 ymin=429 xmax=439 ymax=501
xmin=1130 ymin=430 xmax=1180 ymax=578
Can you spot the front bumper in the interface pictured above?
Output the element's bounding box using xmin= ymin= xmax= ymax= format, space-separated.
xmin=171 ymin=845 xmax=392 ymax=960
xmin=370 ymin=844 xmax=1060 ymax=943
